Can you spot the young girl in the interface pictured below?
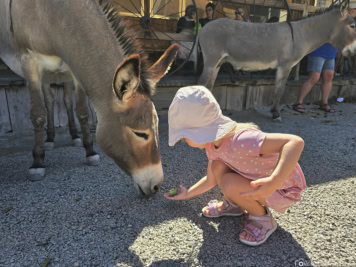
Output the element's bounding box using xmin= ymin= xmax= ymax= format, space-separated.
xmin=164 ymin=86 xmax=306 ymax=247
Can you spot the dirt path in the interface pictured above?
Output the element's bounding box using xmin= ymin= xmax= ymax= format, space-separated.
xmin=0 ymin=103 xmax=355 ymax=267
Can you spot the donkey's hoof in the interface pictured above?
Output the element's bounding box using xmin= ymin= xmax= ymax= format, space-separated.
xmin=44 ymin=142 xmax=55 ymax=151
xmin=272 ymin=116 xmax=282 ymax=122
xmin=72 ymin=138 xmax=82 ymax=147
xmin=87 ymin=154 xmax=100 ymax=166
xmin=28 ymin=168 xmax=46 ymax=181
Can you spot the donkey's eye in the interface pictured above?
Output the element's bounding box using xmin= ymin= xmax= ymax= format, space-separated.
xmin=133 ymin=131 xmax=149 ymax=140
xmin=350 ymin=24 xmax=355 ymax=29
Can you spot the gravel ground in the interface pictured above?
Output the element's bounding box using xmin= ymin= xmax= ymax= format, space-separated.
xmin=1 ymin=102 xmax=356 ymax=267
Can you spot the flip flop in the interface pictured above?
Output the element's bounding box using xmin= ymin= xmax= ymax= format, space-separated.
xmin=292 ymin=104 xmax=305 ymax=113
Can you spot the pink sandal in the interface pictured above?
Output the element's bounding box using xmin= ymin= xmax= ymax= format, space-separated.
xmin=239 ymin=208 xmax=277 ymax=246
xmin=202 ymin=198 xmax=244 ymax=218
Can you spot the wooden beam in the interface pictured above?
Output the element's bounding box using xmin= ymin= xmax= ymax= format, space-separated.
xmin=219 ymin=0 xmax=321 ymax=12
xmin=137 ymin=31 xmax=195 ymax=41
xmin=144 ymin=0 xmax=150 ymax=17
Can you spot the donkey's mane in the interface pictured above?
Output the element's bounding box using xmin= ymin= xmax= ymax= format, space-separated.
xmin=98 ymin=0 xmax=154 ymax=96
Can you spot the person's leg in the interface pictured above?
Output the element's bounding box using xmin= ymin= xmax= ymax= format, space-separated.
xmin=219 ymin=172 xmax=277 ymax=243
xmin=320 ymin=69 xmax=334 ymax=106
xmin=295 ymin=55 xmax=323 ymax=105
xmin=297 ymin=71 xmax=320 ymax=104
xmin=218 ymin=172 xmax=266 ymax=217
xmin=202 ymin=160 xmax=238 ymax=216
xmin=320 ymin=58 xmax=336 ymax=112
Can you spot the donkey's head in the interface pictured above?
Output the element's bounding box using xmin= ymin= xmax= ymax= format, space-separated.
xmin=328 ymin=3 xmax=356 ymax=56
xmin=96 ymin=44 xmax=179 ymax=197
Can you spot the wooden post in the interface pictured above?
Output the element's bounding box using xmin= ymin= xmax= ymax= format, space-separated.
xmin=144 ymin=0 xmax=150 ymax=17
xmin=303 ymin=0 xmax=310 ymax=17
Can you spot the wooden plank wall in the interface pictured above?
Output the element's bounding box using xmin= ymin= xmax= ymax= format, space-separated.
xmin=153 ymin=79 xmax=356 ymax=112
xmin=0 ymin=89 xmax=11 ymax=133
xmin=0 ymin=85 xmax=97 ymax=135
xmin=1 ymin=79 xmax=355 ymax=135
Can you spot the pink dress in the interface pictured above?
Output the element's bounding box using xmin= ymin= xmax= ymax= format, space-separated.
xmin=205 ymin=128 xmax=306 ymax=213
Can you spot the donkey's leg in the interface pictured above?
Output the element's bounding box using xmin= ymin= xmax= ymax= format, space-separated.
xmin=63 ymin=81 xmax=81 ymax=146
xmin=74 ymin=83 xmax=100 ymax=166
xmin=25 ymin=71 xmax=47 ymax=180
xmin=43 ymin=83 xmax=56 ymax=151
xmin=198 ymin=59 xmax=222 ymax=91
xmin=270 ymin=67 xmax=292 ymax=122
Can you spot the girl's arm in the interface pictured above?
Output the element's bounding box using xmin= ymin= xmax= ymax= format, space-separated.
xmin=260 ymin=133 xmax=304 ymax=187
xmin=164 ymin=161 xmax=217 ymax=200
xmin=241 ymin=133 xmax=304 ymax=200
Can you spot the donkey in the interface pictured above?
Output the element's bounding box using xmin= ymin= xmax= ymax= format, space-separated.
xmin=0 ymin=0 xmax=179 ymax=196
xmin=196 ymin=2 xmax=356 ymax=121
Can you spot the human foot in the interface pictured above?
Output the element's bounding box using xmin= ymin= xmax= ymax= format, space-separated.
xmin=239 ymin=208 xmax=277 ymax=246
xmin=202 ymin=198 xmax=244 ymax=218
xmin=292 ymin=103 xmax=305 ymax=113
xmin=319 ymin=104 xmax=335 ymax=113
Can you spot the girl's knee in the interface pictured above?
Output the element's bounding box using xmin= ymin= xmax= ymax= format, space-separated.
xmin=219 ymin=173 xmax=242 ymax=194
xmin=211 ymin=160 xmax=229 ymax=180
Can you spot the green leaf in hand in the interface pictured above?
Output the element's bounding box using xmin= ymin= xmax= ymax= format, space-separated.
xmin=167 ymin=187 xmax=179 ymax=197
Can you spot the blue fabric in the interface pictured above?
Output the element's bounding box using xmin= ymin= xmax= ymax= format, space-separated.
xmin=310 ymin=43 xmax=338 ymax=59
xmin=307 ymin=55 xmax=335 ymax=73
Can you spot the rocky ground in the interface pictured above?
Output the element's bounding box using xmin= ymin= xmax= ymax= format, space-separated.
xmin=0 ymin=102 xmax=356 ymax=267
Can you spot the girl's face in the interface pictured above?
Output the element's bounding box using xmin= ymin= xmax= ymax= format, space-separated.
xmin=184 ymin=138 xmax=206 ymax=149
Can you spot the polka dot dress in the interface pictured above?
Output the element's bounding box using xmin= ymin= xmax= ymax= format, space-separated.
xmin=205 ymin=129 xmax=306 ymax=213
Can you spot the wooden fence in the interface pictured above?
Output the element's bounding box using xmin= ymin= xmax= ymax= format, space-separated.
xmin=1 ymin=76 xmax=355 ymax=135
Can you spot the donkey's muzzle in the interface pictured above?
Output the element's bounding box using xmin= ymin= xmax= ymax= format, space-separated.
xmin=132 ymin=163 xmax=164 ymax=197
xmin=136 ymin=182 xmax=161 ymax=197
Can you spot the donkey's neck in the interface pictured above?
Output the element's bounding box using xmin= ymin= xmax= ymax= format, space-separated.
xmin=293 ymin=10 xmax=339 ymax=55
xmin=50 ymin=2 xmax=142 ymax=115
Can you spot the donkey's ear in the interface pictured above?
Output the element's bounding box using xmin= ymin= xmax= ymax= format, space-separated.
xmin=148 ymin=43 xmax=179 ymax=85
xmin=113 ymin=54 xmax=141 ymax=101
xmin=340 ymin=0 xmax=349 ymax=15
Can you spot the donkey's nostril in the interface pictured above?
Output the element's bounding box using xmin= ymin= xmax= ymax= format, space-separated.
xmin=152 ymin=184 xmax=160 ymax=193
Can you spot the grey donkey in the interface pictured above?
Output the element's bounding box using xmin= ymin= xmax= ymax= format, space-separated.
xmin=0 ymin=0 xmax=179 ymax=196
xmin=196 ymin=2 xmax=356 ymax=121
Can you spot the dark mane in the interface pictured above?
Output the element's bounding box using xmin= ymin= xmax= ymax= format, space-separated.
xmin=98 ymin=0 xmax=154 ymax=96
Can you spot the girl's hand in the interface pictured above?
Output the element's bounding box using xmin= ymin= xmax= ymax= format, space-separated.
xmin=164 ymin=185 xmax=188 ymax=200
xmin=240 ymin=177 xmax=277 ymax=201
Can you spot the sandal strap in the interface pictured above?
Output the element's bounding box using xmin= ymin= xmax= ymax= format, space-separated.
xmin=320 ymin=104 xmax=334 ymax=111
xmin=207 ymin=200 xmax=219 ymax=216
xmin=240 ymin=209 xmax=276 ymax=241
xmin=241 ymin=221 xmax=265 ymax=241
xmin=204 ymin=199 xmax=243 ymax=216
xmin=223 ymin=197 xmax=240 ymax=209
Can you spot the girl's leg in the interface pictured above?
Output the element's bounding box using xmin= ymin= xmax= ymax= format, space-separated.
xmin=219 ymin=172 xmax=266 ymax=217
xmin=219 ymin=172 xmax=273 ymax=242
xmin=202 ymin=160 xmax=236 ymax=216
